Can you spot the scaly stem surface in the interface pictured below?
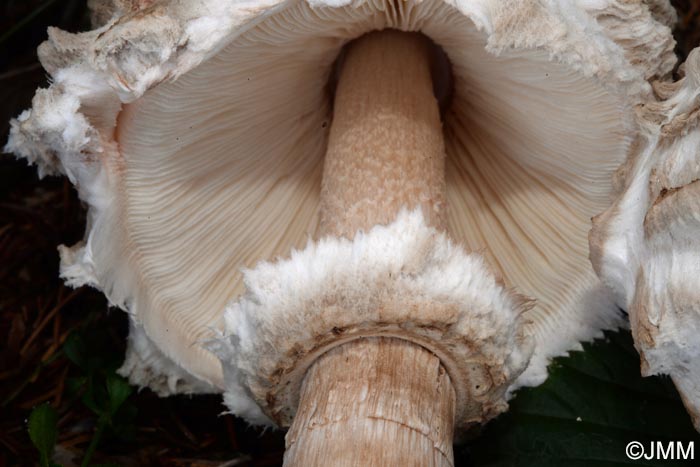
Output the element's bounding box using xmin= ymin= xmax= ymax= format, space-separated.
xmin=284 ymin=31 xmax=455 ymax=467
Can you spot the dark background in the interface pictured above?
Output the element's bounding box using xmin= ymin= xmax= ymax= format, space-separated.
xmin=1 ymin=1 xmax=699 ymax=466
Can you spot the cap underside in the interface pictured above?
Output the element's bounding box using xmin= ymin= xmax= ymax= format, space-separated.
xmin=116 ymin=0 xmax=630 ymax=389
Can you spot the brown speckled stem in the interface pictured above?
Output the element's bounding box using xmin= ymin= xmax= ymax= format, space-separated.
xmin=319 ymin=30 xmax=447 ymax=236
xmin=284 ymin=31 xmax=455 ymax=467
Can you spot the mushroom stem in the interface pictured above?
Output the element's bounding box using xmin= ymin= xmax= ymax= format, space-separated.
xmin=285 ymin=338 xmax=456 ymax=466
xmin=285 ymin=30 xmax=455 ymax=466
xmin=319 ymin=30 xmax=447 ymax=236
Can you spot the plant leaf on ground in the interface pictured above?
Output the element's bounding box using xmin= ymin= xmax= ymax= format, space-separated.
xmin=464 ymin=330 xmax=700 ymax=467
xmin=62 ymin=327 xmax=136 ymax=467
xmin=26 ymin=325 xmax=138 ymax=467
xmin=28 ymin=403 xmax=59 ymax=467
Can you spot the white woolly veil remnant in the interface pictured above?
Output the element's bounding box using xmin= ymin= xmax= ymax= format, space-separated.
xmin=212 ymin=209 xmax=534 ymax=426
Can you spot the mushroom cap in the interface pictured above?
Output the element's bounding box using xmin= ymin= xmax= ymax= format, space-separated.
xmin=590 ymin=48 xmax=700 ymax=431
xmin=6 ymin=0 xmax=678 ymax=421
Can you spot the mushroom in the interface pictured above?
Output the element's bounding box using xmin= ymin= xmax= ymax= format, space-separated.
xmin=5 ymin=0 xmax=692 ymax=463
xmin=590 ymin=48 xmax=700 ymax=431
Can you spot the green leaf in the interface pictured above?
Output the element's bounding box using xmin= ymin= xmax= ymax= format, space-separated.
xmin=63 ymin=333 xmax=88 ymax=371
xmin=465 ymin=330 xmax=700 ymax=467
xmin=65 ymin=376 xmax=88 ymax=397
xmin=27 ymin=403 xmax=58 ymax=467
xmin=106 ymin=374 xmax=133 ymax=418
xmin=81 ymin=391 xmax=102 ymax=417
xmin=64 ymin=329 xmax=120 ymax=376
